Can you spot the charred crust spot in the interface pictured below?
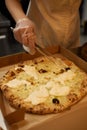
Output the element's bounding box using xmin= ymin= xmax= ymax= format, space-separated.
xmin=67 ymin=93 xmax=78 ymax=103
xmin=5 ymin=71 xmax=15 ymax=77
xmin=52 ymin=98 xmax=60 ymax=104
xmin=10 ymin=71 xmax=16 ymax=76
xmin=34 ymin=61 xmax=38 ymax=64
xmin=18 ymin=104 xmax=21 ymax=108
xmin=80 ymin=87 xmax=86 ymax=95
xmin=29 ymin=108 xmax=33 ymax=111
xmin=53 ymin=67 xmax=70 ymax=75
xmin=34 ymin=59 xmax=44 ymax=64
xmin=8 ymin=95 xmax=15 ymax=103
xmin=53 ymin=69 xmax=65 ymax=75
xmin=59 ymin=69 xmax=65 ymax=73
xmin=39 ymin=110 xmax=45 ymax=114
xmin=16 ymin=68 xmax=24 ymax=73
xmin=82 ymin=80 xmax=87 ymax=88
xmin=53 ymin=72 xmax=59 ymax=75
xmin=4 ymin=71 xmax=16 ymax=79
xmin=2 ymin=86 xmax=9 ymax=92
xmin=27 ymin=108 xmax=33 ymax=113
xmin=5 ymin=71 xmax=10 ymax=75
xmin=38 ymin=69 xmax=47 ymax=73
xmin=53 ymin=108 xmax=57 ymax=112
xmin=39 ymin=59 xmax=44 ymax=63
xmin=18 ymin=64 xmax=24 ymax=68
xmin=31 ymin=82 xmax=34 ymax=85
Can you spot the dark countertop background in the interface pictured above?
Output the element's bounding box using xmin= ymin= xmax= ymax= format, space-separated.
xmin=0 ymin=31 xmax=24 ymax=57
xmin=0 ymin=12 xmax=24 ymax=57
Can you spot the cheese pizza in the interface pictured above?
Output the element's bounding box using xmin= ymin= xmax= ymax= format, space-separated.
xmin=0 ymin=55 xmax=87 ymax=114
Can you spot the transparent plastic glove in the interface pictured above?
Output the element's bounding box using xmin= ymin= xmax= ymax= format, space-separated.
xmin=13 ymin=18 xmax=36 ymax=55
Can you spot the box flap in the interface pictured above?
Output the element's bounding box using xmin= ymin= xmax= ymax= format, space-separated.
xmin=5 ymin=109 xmax=25 ymax=125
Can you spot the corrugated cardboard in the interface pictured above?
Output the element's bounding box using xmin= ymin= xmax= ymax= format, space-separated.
xmin=0 ymin=45 xmax=87 ymax=130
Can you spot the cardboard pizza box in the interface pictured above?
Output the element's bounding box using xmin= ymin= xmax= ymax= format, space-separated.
xmin=0 ymin=45 xmax=87 ymax=130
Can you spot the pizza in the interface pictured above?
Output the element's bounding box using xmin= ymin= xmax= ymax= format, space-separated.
xmin=0 ymin=55 xmax=87 ymax=114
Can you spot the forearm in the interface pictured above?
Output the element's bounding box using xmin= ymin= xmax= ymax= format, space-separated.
xmin=5 ymin=0 xmax=28 ymax=22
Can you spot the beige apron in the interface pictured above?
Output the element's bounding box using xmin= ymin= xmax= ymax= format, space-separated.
xmin=27 ymin=0 xmax=82 ymax=48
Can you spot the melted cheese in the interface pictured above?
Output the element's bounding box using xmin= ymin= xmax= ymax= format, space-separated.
xmin=25 ymin=87 xmax=49 ymax=105
xmin=45 ymin=81 xmax=70 ymax=96
xmin=25 ymin=80 xmax=70 ymax=105
xmin=6 ymin=79 xmax=31 ymax=88
xmin=50 ymin=86 xmax=70 ymax=96
xmin=23 ymin=65 xmax=38 ymax=79
xmin=54 ymin=70 xmax=75 ymax=84
xmin=24 ymin=70 xmax=74 ymax=105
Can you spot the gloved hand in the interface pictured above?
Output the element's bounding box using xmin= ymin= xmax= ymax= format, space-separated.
xmin=13 ymin=18 xmax=36 ymax=55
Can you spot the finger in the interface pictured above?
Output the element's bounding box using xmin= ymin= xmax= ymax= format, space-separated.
xmin=23 ymin=26 xmax=35 ymax=35
xmin=22 ymin=36 xmax=36 ymax=55
xmin=22 ymin=30 xmax=36 ymax=45
xmin=22 ymin=34 xmax=28 ymax=46
xmin=13 ymin=28 xmax=22 ymax=43
xmin=28 ymin=35 xmax=36 ymax=54
xmin=22 ymin=32 xmax=36 ymax=55
xmin=27 ymin=33 xmax=36 ymax=47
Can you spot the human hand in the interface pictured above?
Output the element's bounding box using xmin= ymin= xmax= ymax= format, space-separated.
xmin=13 ymin=18 xmax=36 ymax=55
